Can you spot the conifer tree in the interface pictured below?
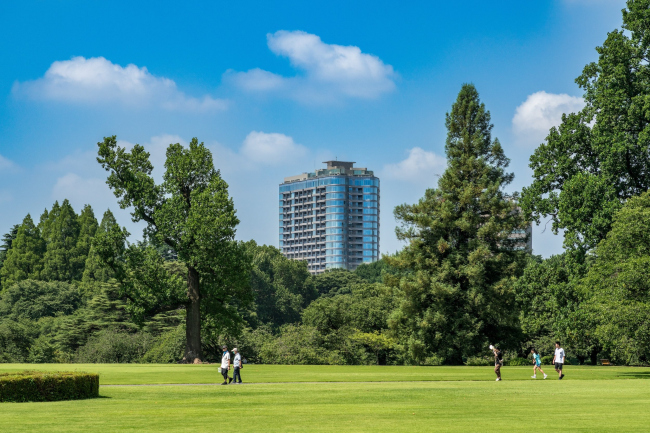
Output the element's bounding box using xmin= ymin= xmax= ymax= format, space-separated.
xmin=0 ymin=215 xmax=45 ymax=289
xmin=82 ymin=210 xmax=117 ymax=288
xmin=73 ymin=205 xmax=99 ymax=280
xmin=41 ymin=199 xmax=81 ymax=282
xmin=386 ymin=84 xmax=527 ymax=364
xmin=0 ymin=224 xmax=20 ymax=291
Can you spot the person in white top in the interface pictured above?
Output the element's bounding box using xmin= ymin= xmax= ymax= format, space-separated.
xmin=220 ymin=345 xmax=232 ymax=385
xmin=552 ymin=341 xmax=566 ymax=380
xmin=232 ymin=348 xmax=243 ymax=384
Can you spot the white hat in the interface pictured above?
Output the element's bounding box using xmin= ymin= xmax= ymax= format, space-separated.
xmin=233 ymin=348 xmax=238 ymax=352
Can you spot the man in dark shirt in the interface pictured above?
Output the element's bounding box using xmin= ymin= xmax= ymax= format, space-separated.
xmin=491 ymin=345 xmax=503 ymax=381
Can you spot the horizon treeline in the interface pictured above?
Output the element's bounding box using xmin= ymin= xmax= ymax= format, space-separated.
xmin=1 ymin=0 xmax=650 ymax=367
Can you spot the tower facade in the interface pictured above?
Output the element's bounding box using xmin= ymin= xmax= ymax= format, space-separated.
xmin=279 ymin=161 xmax=379 ymax=274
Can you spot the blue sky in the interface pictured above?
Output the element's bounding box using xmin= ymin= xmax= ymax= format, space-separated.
xmin=0 ymin=0 xmax=626 ymax=257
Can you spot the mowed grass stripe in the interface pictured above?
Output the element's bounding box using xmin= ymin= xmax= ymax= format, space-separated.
xmin=1 ymin=364 xmax=649 ymax=384
xmin=2 ymin=380 xmax=650 ymax=432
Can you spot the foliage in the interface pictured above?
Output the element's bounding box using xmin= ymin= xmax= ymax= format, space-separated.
xmin=0 ymin=280 xmax=81 ymax=321
xmin=40 ymin=200 xmax=90 ymax=282
xmin=95 ymin=136 xmax=252 ymax=361
xmin=354 ymin=259 xmax=390 ymax=283
xmin=141 ymin=325 xmax=186 ymax=363
xmin=308 ymin=269 xmax=366 ymax=297
xmin=256 ymin=324 xmax=332 ymax=365
xmin=0 ymin=224 xmax=19 ymax=292
xmin=386 ymin=84 xmax=528 ymax=364
xmin=0 ymin=319 xmax=33 ymax=362
xmin=75 ymin=329 xmax=155 ymax=363
xmin=0 ymin=371 xmax=99 ymax=402
xmin=513 ymin=253 xmax=594 ymax=362
xmin=580 ymin=191 xmax=650 ymax=365
xmin=506 ymin=357 xmax=530 ymax=366
xmin=0 ymin=215 xmax=45 ymax=289
xmin=521 ymin=0 xmax=650 ymax=250
xmin=302 ymin=283 xmax=398 ymax=364
xmin=245 ymin=241 xmax=316 ymax=328
xmin=464 ymin=356 xmax=493 ymax=366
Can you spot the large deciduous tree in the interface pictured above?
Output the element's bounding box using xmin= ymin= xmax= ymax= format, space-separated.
xmin=386 ymin=84 xmax=528 ymax=364
xmin=95 ymin=136 xmax=251 ymax=361
xmin=580 ymin=191 xmax=650 ymax=365
xmin=521 ymin=0 xmax=650 ymax=250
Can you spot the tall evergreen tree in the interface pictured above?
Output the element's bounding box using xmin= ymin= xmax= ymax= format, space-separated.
xmin=0 ymin=215 xmax=45 ymax=289
xmin=82 ymin=210 xmax=117 ymax=288
xmin=386 ymin=84 xmax=527 ymax=364
xmin=41 ymin=199 xmax=81 ymax=282
xmin=0 ymin=224 xmax=20 ymax=291
xmin=73 ymin=205 xmax=99 ymax=280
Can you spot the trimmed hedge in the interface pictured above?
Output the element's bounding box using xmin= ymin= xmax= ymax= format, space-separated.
xmin=0 ymin=371 xmax=99 ymax=402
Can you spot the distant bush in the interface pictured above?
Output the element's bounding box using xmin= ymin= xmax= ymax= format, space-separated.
xmin=0 ymin=371 xmax=98 ymax=402
xmin=141 ymin=326 xmax=185 ymax=363
xmin=27 ymin=335 xmax=58 ymax=363
xmin=541 ymin=355 xmax=553 ymax=365
xmin=0 ymin=320 xmax=32 ymax=362
xmin=75 ymin=330 xmax=154 ymax=363
xmin=507 ymin=357 xmax=530 ymax=366
xmin=465 ymin=356 xmax=493 ymax=366
xmin=257 ymin=324 xmax=331 ymax=365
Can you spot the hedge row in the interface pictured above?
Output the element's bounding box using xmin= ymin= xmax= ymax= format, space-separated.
xmin=0 ymin=371 xmax=99 ymax=402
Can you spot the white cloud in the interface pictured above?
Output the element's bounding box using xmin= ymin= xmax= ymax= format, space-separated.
xmin=52 ymin=173 xmax=112 ymax=203
xmin=0 ymin=154 xmax=18 ymax=173
xmin=382 ymin=147 xmax=446 ymax=183
xmin=13 ymin=56 xmax=227 ymax=112
xmin=226 ymin=30 xmax=397 ymax=102
xmin=240 ymin=131 xmax=307 ymax=165
xmin=512 ymin=91 xmax=585 ymax=146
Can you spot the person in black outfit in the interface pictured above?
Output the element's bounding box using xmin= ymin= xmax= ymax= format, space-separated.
xmin=491 ymin=345 xmax=504 ymax=381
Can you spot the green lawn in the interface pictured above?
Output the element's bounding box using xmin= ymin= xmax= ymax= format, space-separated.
xmin=2 ymin=365 xmax=649 ymax=432
xmin=1 ymin=363 xmax=648 ymax=384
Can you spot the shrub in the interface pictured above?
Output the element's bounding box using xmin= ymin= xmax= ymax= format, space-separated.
xmin=0 ymin=371 xmax=99 ymax=402
xmin=141 ymin=326 xmax=185 ymax=363
xmin=507 ymin=357 xmax=530 ymax=366
xmin=465 ymin=356 xmax=493 ymax=366
xmin=541 ymin=355 xmax=553 ymax=365
xmin=75 ymin=330 xmax=154 ymax=363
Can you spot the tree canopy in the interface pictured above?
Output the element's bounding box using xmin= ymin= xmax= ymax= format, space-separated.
xmin=521 ymin=0 xmax=650 ymax=250
xmin=95 ymin=136 xmax=251 ymax=361
xmin=386 ymin=84 xmax=528 ymax=364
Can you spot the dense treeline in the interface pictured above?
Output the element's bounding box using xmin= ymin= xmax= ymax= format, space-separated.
xmin=1 ymin=0 xmax=650 ymax=366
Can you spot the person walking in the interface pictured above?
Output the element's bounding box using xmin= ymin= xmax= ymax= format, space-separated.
xmin=552 ymin=341 xmax=566 ymax=380
xmin=491 ymin=345 xmax=503 ymax=381
xmin=220 ymin=345 xmax=232 ymax=385
xmin=530 ymin=348 xmax=547 ymax=379
xmin=232 ymin=348 xmax=243 ymax=384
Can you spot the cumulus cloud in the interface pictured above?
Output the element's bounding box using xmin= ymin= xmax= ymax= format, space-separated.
xmin=240 ymin=131 xmax=307 ymax=165
xmin=13 ymin=57 xmax=227 ymax=112
xmin=226 ymin=30 xmax=397 ymax=103
xmin=383 ymin=147 xmax=446 ymax=183
xmin=52 ymin=173 xmax=115 ymax=205
xmin=512 ymin=91 xmax=585 ymax=146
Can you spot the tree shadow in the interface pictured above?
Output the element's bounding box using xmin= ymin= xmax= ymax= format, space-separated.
xmin=617 ymin=372 xmax=650 ymax=379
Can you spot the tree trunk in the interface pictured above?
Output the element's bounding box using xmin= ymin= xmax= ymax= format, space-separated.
xmin=185 ymin=266 xmax=202 ymax=362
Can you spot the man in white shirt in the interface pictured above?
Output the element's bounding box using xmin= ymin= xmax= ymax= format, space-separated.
xmin=232 ymin=348 xmax=243 ymax=384
xmin=552 ymin=341 xmax=566 ymax=380
xmin=221 ymin=345 xmax=232 ymax=385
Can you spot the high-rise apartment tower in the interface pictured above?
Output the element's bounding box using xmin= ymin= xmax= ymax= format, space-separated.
xmin=279 ymin=161 xmax=379 ymax=274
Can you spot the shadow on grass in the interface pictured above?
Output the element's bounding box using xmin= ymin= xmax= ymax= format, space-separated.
xmin=617 ymin=372 xmax=650 ymax=379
